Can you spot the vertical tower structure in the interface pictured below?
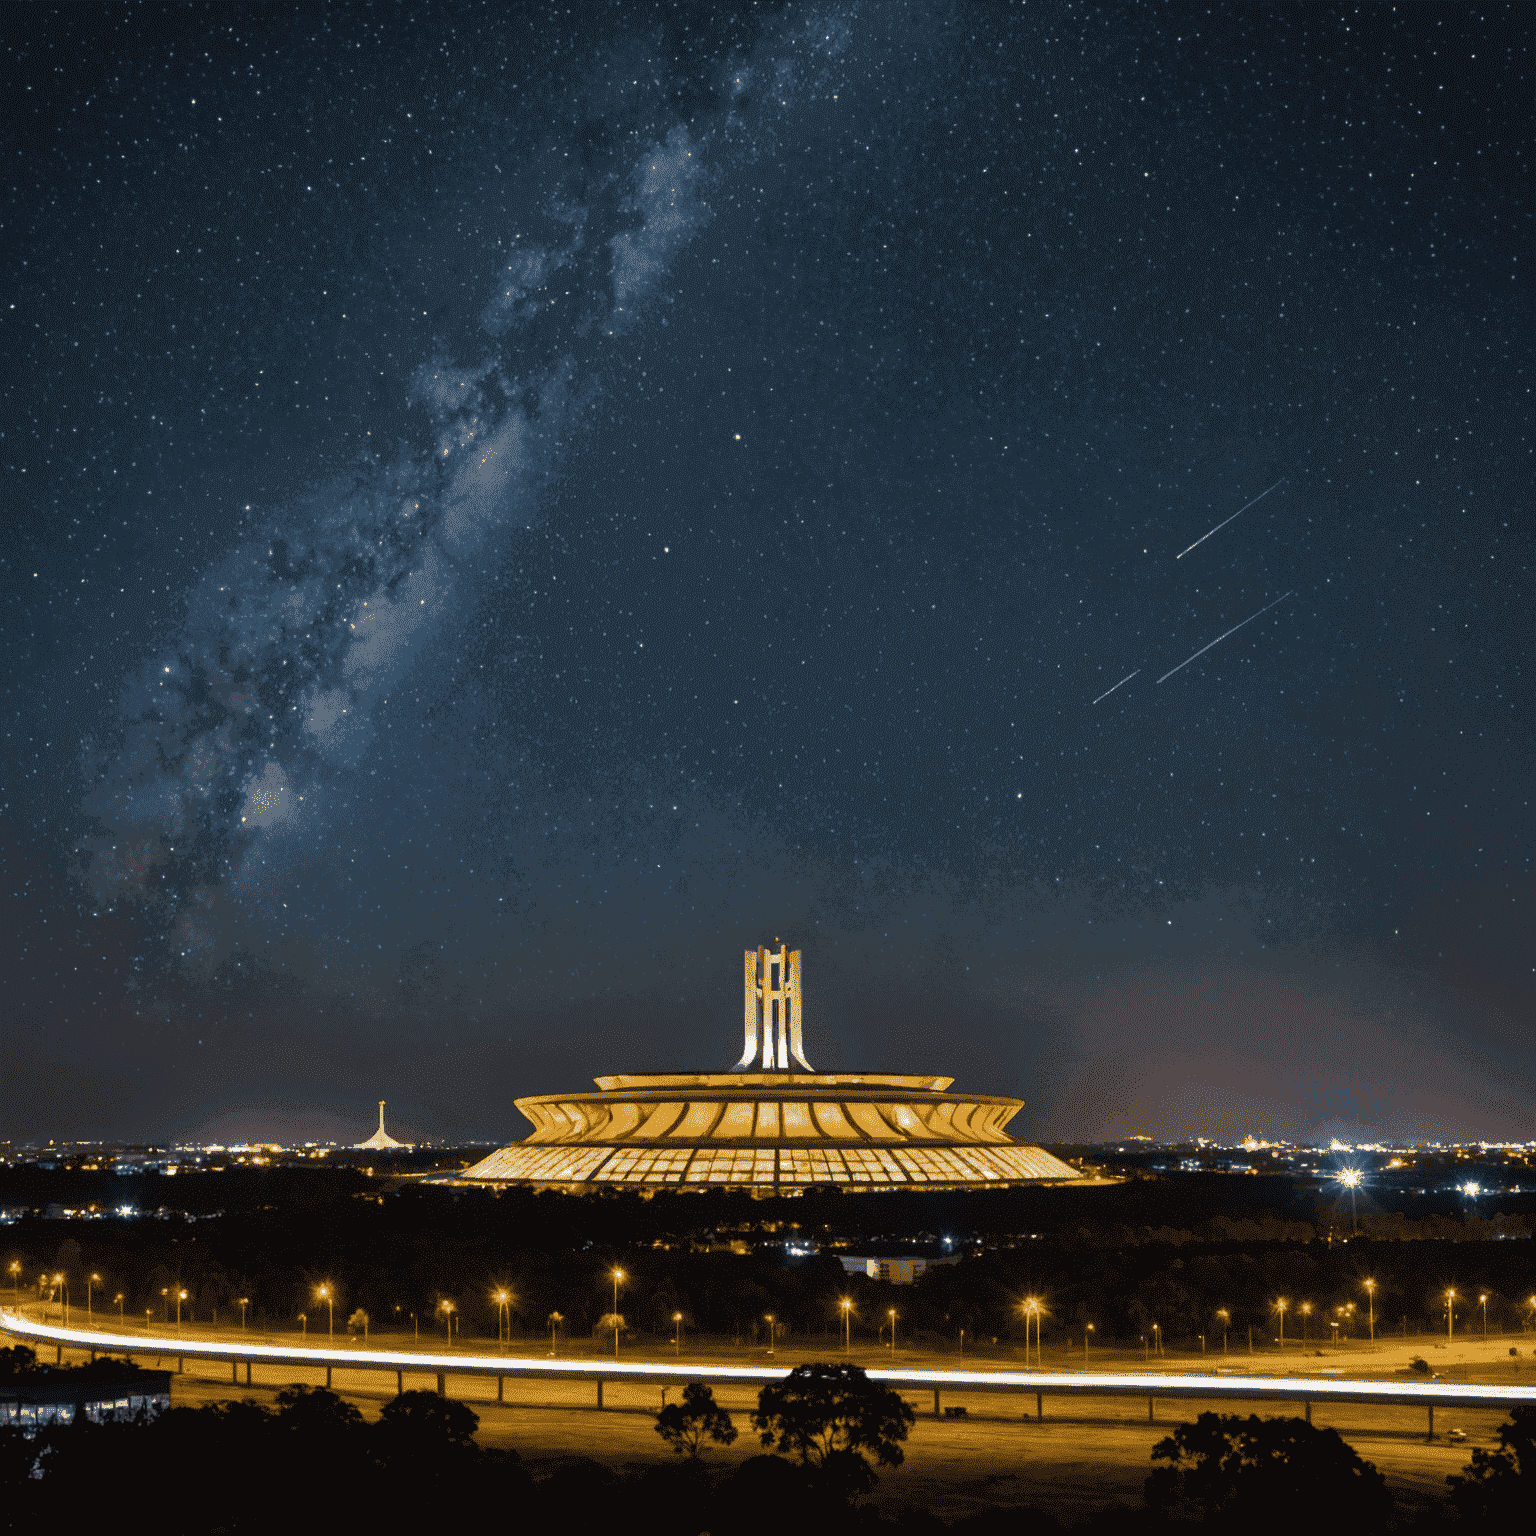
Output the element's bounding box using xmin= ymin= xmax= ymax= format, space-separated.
xmin=736 ymin=944 xmax=812 ymax=1071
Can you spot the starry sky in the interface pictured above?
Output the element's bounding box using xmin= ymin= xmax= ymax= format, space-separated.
xmin=4 ymin=2 xmax=1530 ymax=1148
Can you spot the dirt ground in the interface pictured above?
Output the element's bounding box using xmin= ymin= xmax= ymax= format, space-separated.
xmin=38 ymin=1319 xmax=1525 ymax=1524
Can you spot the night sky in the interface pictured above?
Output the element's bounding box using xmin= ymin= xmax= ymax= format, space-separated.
xmin=4 ymin=3 xmax=1529 ymax=1148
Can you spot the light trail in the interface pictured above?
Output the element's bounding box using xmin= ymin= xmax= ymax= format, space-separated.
xmin=5 ymin=1311 xmax=1532 ymax=1411
xmin=1156 ymin=591 xmax=1294 ymax=686
xmin=1176 ymin=478 xmax=1285 ymax=560
xmin=1091 ymin=669 xmax=1140 ymax=706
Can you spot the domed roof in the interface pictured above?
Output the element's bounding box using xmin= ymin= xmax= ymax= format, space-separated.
xmin=458 ymin=945 xmax=1081 ymax=1192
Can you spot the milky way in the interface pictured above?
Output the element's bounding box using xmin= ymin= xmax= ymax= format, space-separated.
xmin=6 ymin=3 xmax=1528 ymax=1144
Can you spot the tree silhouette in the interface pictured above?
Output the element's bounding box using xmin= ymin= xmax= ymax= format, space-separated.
xmin=752 ymin=1362 xmax=914 ymax=1476
xmin=1447 ymin=1403 xmax=1535 ymax=1521
xmin=1146 ymin=1412 xmax=1391 ymax=1526
xmin=655 ymin=1382 xmax=737 ymax=1459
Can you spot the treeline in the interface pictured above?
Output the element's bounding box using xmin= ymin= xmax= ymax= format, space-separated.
xmin=3 ymin=1351 xmax=1528 ymax=1533
xmin=7 ymin=1190 xmax=1535 ymax=1348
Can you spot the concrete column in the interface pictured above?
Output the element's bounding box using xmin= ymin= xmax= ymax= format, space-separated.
xmin=1148 ymin=1397 xmax=1154 ymax=1422
xmin=245 ymin=1362 xmax=251 ymax=1386
xmin=178 ymin=1358 xmax=184 ymax=1374
xmin=498 ymin=1376 xmax=504 ymax=1403
xmin=436 ymin=1372 xmax=446 ymax=1396
xmin=1427 ymin=1405 xmax=1434 ymax=1441
xmin=396 ymin=1370 xmax=403 ymax=1396
xmin=232 ymin=1361 xmax=238 ymax=1383
xmin=56 ymin=1346 xmax=62 ymax=1364
xmin=933 ymin=1389 xmax=941 ymax=1417
xmin=1305 ymin=1401 xmax=1312 ymax=1424
xmin=325 ymin=1366 xmax=332 ymax=1389
xmin=1036 ymin=1393 xmax=1043 ymax=1423
xmin=597 ymin=1379 xmax=604 ymax=1409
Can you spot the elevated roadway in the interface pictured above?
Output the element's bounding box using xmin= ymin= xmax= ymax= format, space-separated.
xmin=4 ymin=1308 xmax=1531 ymax=1437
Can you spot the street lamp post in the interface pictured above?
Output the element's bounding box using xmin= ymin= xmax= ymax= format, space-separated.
xmin=1216 ymin=1309 xmax=1230 ymax=1354
xmin=547 ymin=1311 xmax=563 ymax=1357
xmin=176 ymin=1289 xmax=186 ymax=1332
xmin=1275 ymin=1299 xmax=1287 ymax=1351
xmin=888 ymin=1309 xmax=897 ymax=1360
xmin=611 ymin=1269 xmax=625 ymax=1360
xmin=1479 ymin=1294 xmax=1488 ymax=1343
xmin=7 ymin=1260 xmax=18 ymax=1306
xmin=299 ymin=1313 xmax=307 ymax=1340
xmin=160 ymin=1288 xmax=169 ymax=1325
xmin=115 ymin=1293 xmax=124 ymax=1321
xmin=238 ymin=1297 xmax=249 ymax=1332
xmin=1152 ymin=1321 xmax=1160 ymax=1359
xmin=54 ymin=1274 xmax=68 ymax=1327
xmin=673 ymin=1311 xmax=683 ymax=1357
xmin=440 ymin=1300 xmax=455 ymax=1345
xmin=1446 ymin=1289 xmax=1456 ymax=1343
xmin=765 ymin=1313 xmax=776 ymax=1357
xmin=1364 ymin=1279 xmax=1376 ymax=1343
xmin=1085 ymin=1322 xmax=1094 ymax=1363
xmin=1338 ymin=1167 xmax=1362 ymax=1234
xmin=495 ymin=1290 xmax=512 ymax=1345
xmin=145 ymin=1310 xmax=152 ymax=1333
xmin=1021 ymin=1299 xmax=1041 ymax=1367
xmin=88 ymin=1273 xmax=100 ymax=1320
xmin=840 ymin=1298 xmax=852 ymax=1356
xmin=316 ymin=1286 xmax=334 ymax=1342
xmin=1301 ymin=1303 xmax=1311 ymax=1345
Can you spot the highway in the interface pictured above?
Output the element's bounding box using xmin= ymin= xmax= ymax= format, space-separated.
xmin=6 ymin=1307 xmax=1533 ymax=1427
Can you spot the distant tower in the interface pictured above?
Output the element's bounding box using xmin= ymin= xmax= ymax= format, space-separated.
xmin=735 ymin=944 xmax=812 ymax=1071
xmin=354 ymin=1100 xmax=405 ymax=1150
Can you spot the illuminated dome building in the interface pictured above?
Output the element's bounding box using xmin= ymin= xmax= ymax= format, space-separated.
xmin=459 ymin=946 xmax=1081 ymax=1193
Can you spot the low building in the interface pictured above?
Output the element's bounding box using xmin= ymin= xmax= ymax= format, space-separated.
xmin=0 ymin=1370 xmax=171 ymax=1429
xmin=836 ymin=1254 xmax=961 ymax=1284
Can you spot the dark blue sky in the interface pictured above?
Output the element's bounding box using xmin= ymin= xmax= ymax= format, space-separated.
xmin=4 ymin=2 xmax=1530 ymax=1146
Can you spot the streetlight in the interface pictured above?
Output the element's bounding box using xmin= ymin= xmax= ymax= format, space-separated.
xmin=547 ymin=1311 xmax=563 ymax=1356
xmin=1337 ymin=1167 xmax=1363 ymax=1233
xmin=1085 ymin=1322 xmax=1094 ymax=1363
xmin=160 ymin=1288 xmax=170 ymax=1325
xmin=673 ymin=1311 xmax=684 ymax=1357
xmin=611 ymin=1269 xmax=625 ymax=1359
xmin=1479 ymin=1294 xmax=1488 ymax=1343
xmin=114 ymin=1293 xmax=124 ymax=1321
xmin=1301 ymin=1302 xmax=1311 ymax=1345
xmin=1151 ymin=1321 xmax=1161 ymax=1359
xmin=840 ymin=1298 xmax=853 ymax=1356
xmin=1446 ymin=1288 xmax=1456 ymax=1343
xmin=238 ymin=1297 xmax=249 ymax=1332
xmin=298 ymin=1312 xmax=307 ymax=1340
xmin=1274 ymin=1298 xmax=1287 ymax=1350
xmin=1022 ymin=1299 xmax=1041 ymax=1367
xmin=88 ymin=1273 xmax=101 ymax=1320
xmin=7 ymin=1260 xmax=18 ymax=1305
xmin=176 ymin=1289 xmax=187 ymax=1331
xmin=144 ymin=1310 xmax=152 ymax=1333
xmin=887 ymin=1308 xmax=897 ymax=1359
xmin=316 ymin=1285 xmax=334 ymax=1341
xmin=1363 ymin=1279 xmax=1376 ymax=1343
xmin=439 ymin=1299 xmax=455 ymax=1344
xmin=765 ymin=1313 xmax=777 ymax=1357
xmin=494 ymin=1290 xmax=512 ymax=1345
xmin=1216 ymin=1309 xmax=1230 ymax=1355
xmin=54 ymin=1274 xmax=68 ymax=1327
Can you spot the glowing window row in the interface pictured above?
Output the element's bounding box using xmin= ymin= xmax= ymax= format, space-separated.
xmin=593 ymin=1148 xmax=694 ymax=1184
xmin=684 ymin=1149 xmax=777 ymax=1184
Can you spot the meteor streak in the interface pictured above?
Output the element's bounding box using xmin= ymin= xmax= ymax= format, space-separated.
xmin=1176 ymin=479 xmax=1285 ymax=560
xmin=1092 ymin=668 xmax=1140 ymax=705
xmin=1156 ymin=591 xmax=1295 ymax=685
